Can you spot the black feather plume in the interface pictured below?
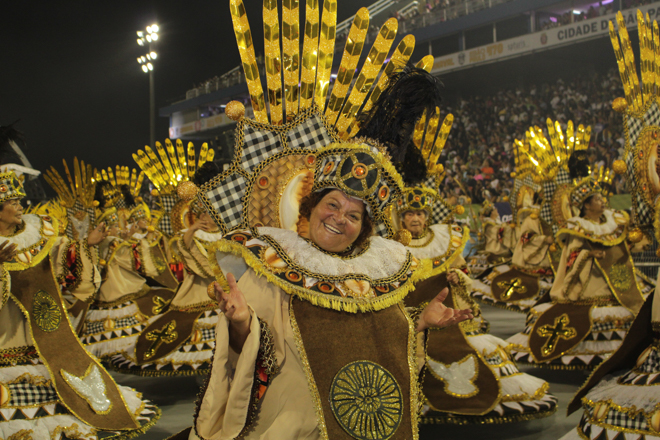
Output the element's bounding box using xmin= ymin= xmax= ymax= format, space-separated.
xmin=568 ymin=151 xmax=590 ymax=180
xmin=355 ymin=64 xmax=443 ymax=184
xmin=193 ymin=162 xmax=220 ymax=187
xmin=0 ymin=123 xmax=26 ymax=165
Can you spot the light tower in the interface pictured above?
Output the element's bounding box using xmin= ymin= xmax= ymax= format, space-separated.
xmin=136 ymin=24 xmax=159 ymax=148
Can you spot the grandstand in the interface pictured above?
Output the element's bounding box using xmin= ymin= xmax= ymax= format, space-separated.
xmin=159 ymin=0 xmax=656 ymax=167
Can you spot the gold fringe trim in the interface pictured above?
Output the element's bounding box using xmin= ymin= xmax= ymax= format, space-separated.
xmin=107 ymin=363 xmax=211 ymax=378
xmin=555 ymin=226 xmax=627 ymax=247
xmin=420 ymin=404 xmax=557 ymax=425
xmin=102 ymin=405 xmax=162 ymax=440
xmin=206 ymin=237 xmax=433 ymax=313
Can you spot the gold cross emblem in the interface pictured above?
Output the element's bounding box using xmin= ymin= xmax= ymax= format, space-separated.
xmin=537 ymin=313 xmax=577 ymax=356
xmin=496 ymin=277 xmax=527 ymax=299
xmin=151 ymin=295 xmax=172 ymax=315
xmin=143 ymin=320 xmax=178 ymax=360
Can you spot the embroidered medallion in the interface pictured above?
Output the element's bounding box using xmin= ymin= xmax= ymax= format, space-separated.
xmin=143 ymin=320 xmax=178 ymax=360
xmin=33 ymin=290 xmax=61 ymax=332
xmin=329 ymin=360 xmax=402 ymax=440
xmin=60 ymin=364 xmax=112 ymax=414
xmin=610 ymin=263 xmax=633 ymax=292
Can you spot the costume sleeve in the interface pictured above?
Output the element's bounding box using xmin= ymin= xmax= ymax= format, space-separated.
xmin=115 ymin=238 xmax=160 ymax=278
xmin=50 ymin=236 xmax=101 ymax=302
xmin=0 ymin=265 xmax=10 ymax=311
xmin=550 ymin=236 xmax=592 ymax=301
xmin=177 ymin=235 xmax=215 ymax=279
xmin=518 ymin=217 xmax=551 ymax=266
xmin=194 ymin=270 xmax=285 ymax=440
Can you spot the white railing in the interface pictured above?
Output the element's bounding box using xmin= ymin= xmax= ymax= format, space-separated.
xmin=336 ymin=0 xmax=397 ymax=34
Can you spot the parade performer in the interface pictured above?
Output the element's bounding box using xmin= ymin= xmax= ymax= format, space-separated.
xmin=79 ymin=171 xmax=176 ymax=360
xmin=471 ymin=122 xmax=578 ymax=313
xmin=0 ymin=169 xmax=160 ymax=439
xmin=508 ymin=164 xmax=647 ymax=369
xmin=108 ymin=153 xmax=222 ymax=377
xmin=167 ymin=2 xmax=477 ymax=438
xmin=558 ymin=12 xmax=660 ymax=438
xmin=396 ymin=113 xmax=557 ymax=424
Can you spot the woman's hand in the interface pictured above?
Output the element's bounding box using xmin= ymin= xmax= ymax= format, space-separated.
xmin=213 ymin=273 xmax=251 ymax=352
xmin=87 ymin=223 xmax=108 ymax=246
xmin=544 ymin=236 xmax=554 ymax=244
xmin=447 ymin=271 xmax=460 ymax=285
xmin=417 ymin=287 xmax=474 ymax=332
xmin=0 ymin=240 xmax=17 ymax=264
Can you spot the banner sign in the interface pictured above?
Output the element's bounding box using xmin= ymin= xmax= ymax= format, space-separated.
xmin=431 ymin=4 xmax=658 ymax=74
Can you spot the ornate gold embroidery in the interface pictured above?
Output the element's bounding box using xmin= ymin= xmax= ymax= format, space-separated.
xmin=143 ymin=320 xmax=178 ymax=361
xmin=610 ymin=263 xmax=633 ymax=292
xmin=496 ymin=277 xmax=527 ymax=300
xmin=329 ymin=360 xmax=403 ymax=440
xmin=537 ymin=313 xmax=577 ymax=356
xmin=33 ymin=290 xmax=61 ymax=332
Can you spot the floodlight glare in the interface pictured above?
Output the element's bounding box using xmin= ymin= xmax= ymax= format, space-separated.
xmin=146 ymin=35 xmax=152 ymax=42
xmin=137 ymin=31 xmax=144 ymax=37
xmin=151 ymin=24 xmax=159 ymax=32
xmin=141 ymin=56 xmax=147 ymax=62
xmin=150 ymin=52 xmax=157 ymax=59
xmin=142 ymin=65 xmax=149 ymax=72
xmin=147 ymin=63 xmax=153 ymax=71
xmin=151 ymin=33 xmax=158 ymax=41
xmin=147 ymin=26 xmax=152 ymax=33
xmin=146 ymin=54 xmax=151 ymax=60
xmin=137 ymin=38 xmax=144 ymax=46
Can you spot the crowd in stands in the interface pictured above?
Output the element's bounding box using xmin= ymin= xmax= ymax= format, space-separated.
xmin=437 ymin=68 xmax=627 ymax=206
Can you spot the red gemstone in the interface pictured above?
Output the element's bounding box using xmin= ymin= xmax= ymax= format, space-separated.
xmin=259 ymin=177 xmax=268 ymax=187
xmin=307 ymin=155 xmax=316 ymax=165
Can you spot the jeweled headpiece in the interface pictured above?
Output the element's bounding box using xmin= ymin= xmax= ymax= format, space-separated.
xmin=195 ymin=0 xmax=434 ymax=238
xmin=96 ymin=206 xmax=119 ymax=227
xmin=609 ymin=11 xmax=660 ymax=227
xmin=133 ymin=139 xmax=214 ymax=236
xmin=0 ymin=171 xmax=26 ymax=204
xmin=127 ymin=201 xmax=151 ymax=224
xmin=94 ymin=166 xmax=144 ymax=210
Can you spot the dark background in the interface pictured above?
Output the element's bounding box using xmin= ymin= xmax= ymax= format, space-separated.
xmin=0 ymin=0 xmax=374 ymax=174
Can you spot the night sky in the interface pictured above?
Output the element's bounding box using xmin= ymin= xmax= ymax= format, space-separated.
xmin=1 ymin=0 xmax=374 ymax=177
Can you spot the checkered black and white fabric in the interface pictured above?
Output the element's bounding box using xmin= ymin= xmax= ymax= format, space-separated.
xmin=287 ymin=115 xmax=334 ymax=150
xmin=8 ymin=381 xmax=58 ymax=407
xmin=602 ymin=407 xmax=648 ymax=432
xmin=636 ymin=345 xmax=660 ymax=374
xmin=540 ymin=180 xmax=556 ymax=228
xmin=157 ymin=194 xmax=178 ymax=236
xmin=205 ymin=172 xmax=247 ymax=231
xmin=432 ymin=199 xmax=453 ymax=224
xmin=239 ymin=125 xmax=283 ymax=173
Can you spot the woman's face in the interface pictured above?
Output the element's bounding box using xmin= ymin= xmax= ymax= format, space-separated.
xmin=584 ymin=193 xmax=605 ymax=217
xmin=0 ymin=199 xmax=23 ymax=227
xmin=308 ymin=190 xmax=364 ymax=253
xmin=401 ymin=210 xmax=428 ymax=237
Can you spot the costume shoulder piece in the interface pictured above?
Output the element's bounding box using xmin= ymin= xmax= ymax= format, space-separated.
xmin=557 ymin=209 xmax=629 ymax=245
xmin=210 ymin=227 xmax=430 ymax=313
xmin=4 ymin=214 xmax=59 ymax=271
xmin=407 ymin=224 xmax=468 ymax=274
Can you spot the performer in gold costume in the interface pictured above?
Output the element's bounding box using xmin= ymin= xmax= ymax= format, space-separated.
xmin=395 ymin=114 xmax=557 ymax=424
xmin=560 ymin=12 xmax=660 ymax=439
xmin=168 ymin=1 xmax=476 ymax=438
xmin=0 ymin=168 xmax=159 ymax=439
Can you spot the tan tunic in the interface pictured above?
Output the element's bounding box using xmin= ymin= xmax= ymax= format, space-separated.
xmin=483 ymin=220 xmax=514 ymax=256
xmin=511 ymin=216 xmax=551 ymax=270
xmin=0 ymin=236 xmax=100 ymax=349
xmin=193 ymin=269 xmax=320 ymax=440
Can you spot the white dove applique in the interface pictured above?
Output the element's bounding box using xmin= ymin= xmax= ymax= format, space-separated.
xmin=61 ymin=364 xmax=112 ymax=413
xmin=427 ymin=354 xmax=479 ymax=397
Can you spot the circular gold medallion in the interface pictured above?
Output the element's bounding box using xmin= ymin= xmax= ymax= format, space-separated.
xmin=33 ymin=290 xmax=61 ymax=332
xmin=329 ymin=360 xmax=402 ymax=440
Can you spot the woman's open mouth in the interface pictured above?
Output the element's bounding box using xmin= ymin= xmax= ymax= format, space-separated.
xmin=323 ymin=223 xmax=342 ymax=235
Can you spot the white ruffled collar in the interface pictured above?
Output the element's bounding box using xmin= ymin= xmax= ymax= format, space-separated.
xmin=407 ymin=224 xmax=452 ymax=260
xmin=1 ymin=214 xmax=51 ymax=250
xmin=257 ymin=226 xmax=409 ymax=280
xmin=566 ymin=209 xmax=624 ymax=236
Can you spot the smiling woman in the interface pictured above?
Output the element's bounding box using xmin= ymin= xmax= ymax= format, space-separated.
xmin=299 ymin=188 xmax=373 ymax=253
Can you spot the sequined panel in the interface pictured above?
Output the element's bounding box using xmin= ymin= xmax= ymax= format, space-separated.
xmin=263 ymin=0 xmax=284 ymax=125
xmin=282 ymin=0 xmax=300 ymax=118
xmin=314 ymin=0 xmax=337 ymax=111
xmin=299 ymin=0 xmax=320 ymax=109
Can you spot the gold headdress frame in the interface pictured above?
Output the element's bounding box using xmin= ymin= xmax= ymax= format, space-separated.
xmin=229 ymin=0 xmax=432 ymax=139
xmin=412 ymin=110 xmax=453 ymax=178
xmin=94 ymin=165 xmax=144 ymax=199
xmin=43 ymin=157 xmax=96 ymax=209
xmin=515 ymin=118 xmax=591 ymax=182
xmin=133 ymin=139 xmax=215 ymax=196
xmin=570 ymin=165 xmax=613 ymax=207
